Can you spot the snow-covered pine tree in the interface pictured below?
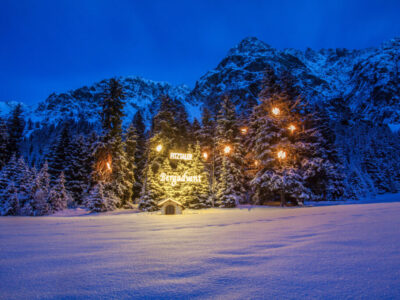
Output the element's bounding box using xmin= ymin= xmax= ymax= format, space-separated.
xmin=158 ymin=156 xmax=174 ymax=201
xmin=304 ymin=106 xmax=345 ymax=200
xmin=1 ymin=183 xmax=19 ymax=216
xmin=0 ymin=117 xmax=9 ymax=169
xmin=66 ymin=135 xmax=92 ymax=204
xmin=84 ymin=181 xmax=118 ymax=212
xmin=94 ymin=78 xmax=132 ymax=208
xmin=139 ymin=95 xmax=186 ymax=210
xmin=215 ymin=156 xmax=237 ymax=208
xmin=259 ymin=65 xmax=281 ymax=100
xmin=122 ymin=122 xmax=137 ymax=206
xmin=214 ymin=95 xmax=245 ymax=206
xmin=48 ymin=172 xmax=69 ymax=212
xmin=47 ymin=121 xmax=71 ymax=184
xmin=19 ymin=163 xmax=36 ymax=216
xmin=0 ymin=155 xmax=18 ymax=194
xmin=185 ymin=142 xmax=211 ymax=208
xmin=32 ymin=161 xmax=51 ymax=216
xmin=132 ymin=110 xmax=146 ymax=201
xmin=247 ymin=68 xmax=340 ymax=205
xmin=196 ymin=107 xmax=215 ymax=152
xmin=6 ymin=104 xmax=25 ymax=158
xmin=138 ymin=166 xmax=163 ymax=211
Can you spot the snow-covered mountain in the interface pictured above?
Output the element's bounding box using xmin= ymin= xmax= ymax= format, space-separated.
xmin=191 ymin=37 xmax=400 ymax=124
xmin=2 ymin=37 xmax=400 ymax=199
xmin=2 ymin=37 xmax=400 ymax=128
xmin=0 ymin=77 xmax=194 ymax=128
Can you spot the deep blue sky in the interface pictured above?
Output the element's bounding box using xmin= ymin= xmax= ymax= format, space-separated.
xmin=1 ymin=0 xmax=400 ymax=105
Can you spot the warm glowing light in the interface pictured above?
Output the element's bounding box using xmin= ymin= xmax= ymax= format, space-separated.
xmin=277 ymin=150 xmax=287 ymax=160
xmin=288 ymin=124 xmax=296 ymax=133
xmin=156 ymin=144 xmax=163 ymax=152
xmin=202 ymin=152 xmax=208 ymax=160
xmin=170 ymin=152 xmax=192 ymax=160
xmin=106 ymin=162 xmax=111 ymax=171
xmin=224 ymin=145 xmax=232 ymax=154
xmin=272 ymin=107 xmax=280 ymax=115
xmin=240 ymin=127 xmax=248 ymax=135
xmin=254 ymin=160 xmax=259 ymax=167
xmin=160 ymin=172 xmax=202 ymax=186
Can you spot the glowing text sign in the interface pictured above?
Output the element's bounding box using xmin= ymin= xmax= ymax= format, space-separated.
xmin=169 ymin=152 xmax=193 ymax=160
xmin=160 ymin=172 xmax=201 ymax=186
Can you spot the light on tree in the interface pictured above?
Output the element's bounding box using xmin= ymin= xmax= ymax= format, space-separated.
xmin=254 ymin=160 xmax=259 ymax=167
xmin=240 ymin=127 xmax=248 ymax=135
xmin=272 ymin=107 xmax=280 ymax=116
xmin=288 ymin=124 xmax=296 ymax=133
xmin=106 ymin=162 xmax=111 ymax=171
xmin=202 ymin=152 xmax=208 ymax=160
xmin=277 ymin=150 xmax=287 ymax=160
xmin=156 ymin=144 xmax=163 ymax=152
xmin=224 ymin=145 xmax=232 ymax=155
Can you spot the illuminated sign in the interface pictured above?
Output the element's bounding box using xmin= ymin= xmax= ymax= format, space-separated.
xmin=160 ymin=172 xmax=201 ymax=186
xmin=169 ymin=153 xmax=193 ymax=160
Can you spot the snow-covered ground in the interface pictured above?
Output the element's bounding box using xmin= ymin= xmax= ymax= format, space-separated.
xmin=1 ymin=200 xmax=400 ymax=299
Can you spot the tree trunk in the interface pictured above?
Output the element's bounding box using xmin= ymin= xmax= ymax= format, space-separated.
xmin=280 ymin=190 xmax=285 ymax=207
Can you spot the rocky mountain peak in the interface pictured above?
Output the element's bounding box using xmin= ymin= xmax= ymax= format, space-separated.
xmin=227 ymin=36 xmax=272 ymax=57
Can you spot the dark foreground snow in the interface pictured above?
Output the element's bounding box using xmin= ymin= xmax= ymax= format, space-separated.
xmin=1 ymin=201 xmax=400 ymax=299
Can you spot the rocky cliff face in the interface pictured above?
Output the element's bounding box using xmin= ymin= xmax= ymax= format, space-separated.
xmin=191 ymin=37 xmax=400 ymax=124
xmin=33 ymin=76 xmax=193 ymax=126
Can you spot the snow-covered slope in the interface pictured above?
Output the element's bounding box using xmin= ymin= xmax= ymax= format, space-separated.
xmin=1 ymin=77 xmax=199 ymax=128
xmin=33 ymin=76 xmax=193 ymax=126
xmin=0 ymin=101 xmax=31 ymax=118
xmin=1 ymin=201 xmax=400 ymax=299
xmin=191 ymin=37 xmax=400 ymax=123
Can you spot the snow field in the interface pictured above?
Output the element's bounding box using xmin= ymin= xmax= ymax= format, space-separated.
xmin=0 ymin=202 xmax=400 ymax=299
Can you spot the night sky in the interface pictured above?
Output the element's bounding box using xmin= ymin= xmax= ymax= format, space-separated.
xmin=1 ymin=0 xmax=400 ymax=105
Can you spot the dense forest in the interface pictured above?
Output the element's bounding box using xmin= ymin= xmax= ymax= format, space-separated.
xmin=0 ymin=68 xmax=349 ymax=216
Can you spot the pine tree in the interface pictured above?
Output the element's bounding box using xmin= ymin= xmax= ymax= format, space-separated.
xmin=215 ymin=156 xmax=237 ymax=208
xmin=32 ymin=162 xmax=51 ymax=216
xmin=19 ymin=164 xmax=35 ymax=215
xmin=100 ymin=78 xmax=126 ymax=137
xmin=0 ymin=118 xmax=9 ymax=169
xmin=305 ymin=106 xmax=345 ymax=200
xmin=259 ymin=65 xmax=281 ymax=100
xmin=197 ymin=107 xmax=215 ymax=150
xmin=84 ymin=182 xmax=117 ymax=212
xmin=185 ymin=142 xmax=211 ymax=208
xmin=1 ymin=183 xmax=19 ymax=216
xmin=139 ymin=165 xmax=164 ymax=211
xmin=247 ymin=68 xmax=340 ymax=205
xmin=47 ymin=121 xmax=71 ymax=184
xmin=48 ymin=172 xmax=69 ymax=212
xmin=94 ymin=78 xmax=133 ymax=209
xmin=7 ymin=104 xmax=25 ymax=158
xmin=132 ymin=110 xmax=146 ymax=201
xmin=66 ymin=136 xmax=91 ymax=203
xmin=139 ymin=95 xmax=187 ymax=210
xmin=0 ymin=155 xmax=18 ymax=194
xmin=122 ymin=122 xmax=137 ymax=206
xmin=214 ymin=95 xmax=245 ymax=206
